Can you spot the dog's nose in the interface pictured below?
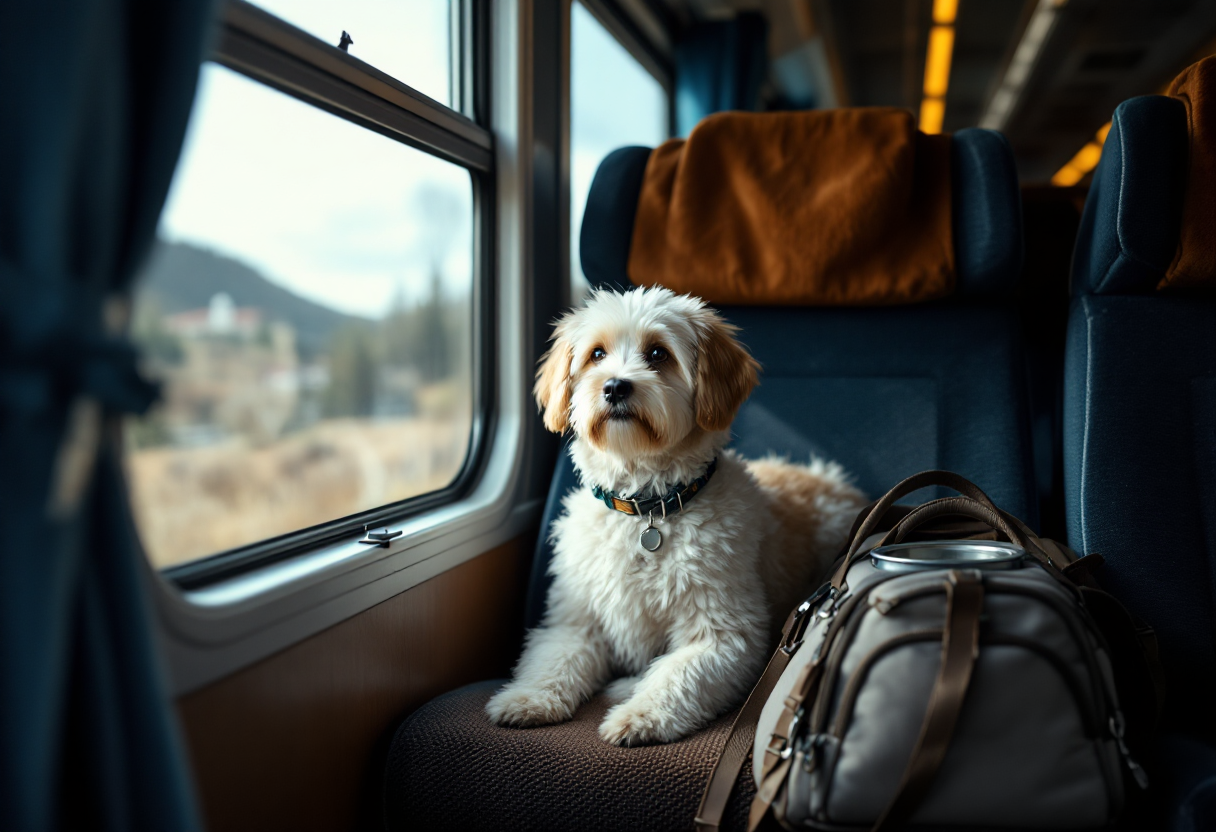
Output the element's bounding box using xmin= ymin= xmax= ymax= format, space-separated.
xmin=603 ymin=378 xmax=633 ymax=404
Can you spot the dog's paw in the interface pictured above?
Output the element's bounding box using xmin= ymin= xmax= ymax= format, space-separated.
xmin=599 ymin=700 xmax=682 ymax=746
xmin=602 ymin=676 xmax=641 ymax=704
xmin=486 ymin=685 xmax=572 ymax=727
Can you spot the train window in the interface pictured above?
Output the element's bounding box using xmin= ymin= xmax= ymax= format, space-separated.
xmin=250 ymin=0 xmax=454 ymax=107
xmin=570 ymin=1 xmax=669 ymax=296
xmin=126 ymin=59 xmax=478 ymax=571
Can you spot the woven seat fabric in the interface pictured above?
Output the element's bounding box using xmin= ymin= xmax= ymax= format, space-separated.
xmin=384 ymin=680 xmax=756 ymax=831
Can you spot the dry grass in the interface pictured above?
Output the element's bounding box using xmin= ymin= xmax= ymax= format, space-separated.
xmin=126 ymin=416 xmax=469 ymax=569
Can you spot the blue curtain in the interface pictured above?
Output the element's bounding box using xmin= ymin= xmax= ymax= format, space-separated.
xmin=0 ymin=1 xmax=215 ymax=829
xmin=675 ymin=12 xmax=770 ymax=136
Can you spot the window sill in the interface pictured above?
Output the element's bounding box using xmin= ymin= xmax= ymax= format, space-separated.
xmin=155 ymin=408 xmax=541 ymax=696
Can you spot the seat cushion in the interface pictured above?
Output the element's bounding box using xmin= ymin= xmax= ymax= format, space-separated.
xmin=1063 ymin=295 xmax=1216 ymax=739
xmin=384 ymin=680 xmax=755 ymax=832
xmin=723 ymin=304 xmax=1036 ymax=516
xmin=1154 ymin=733 xmax=1216 ymax=832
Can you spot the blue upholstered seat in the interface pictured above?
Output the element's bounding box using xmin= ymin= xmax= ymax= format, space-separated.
xmin=526 ymin=128 xmax=1037 ymax=628
xmin=1065 ymin=94 xmax=1216 ymax=830
xmin=386 ymin=127 xmax=1043 ymax=832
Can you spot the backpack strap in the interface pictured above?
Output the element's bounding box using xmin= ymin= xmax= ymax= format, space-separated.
xmin=829 ymin=471 xmax=1003 ymax=593
xmin=871 ymin=569 xmax=984 ymax=831
xmin=694 ymin=602 xmax=809 ymax=831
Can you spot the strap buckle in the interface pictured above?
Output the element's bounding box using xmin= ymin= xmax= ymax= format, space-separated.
xmin=781 ymin=584 xmax=842 ymax=655
xmin=783 ymin=598 xmax=812 ymax=656
xmin=765 ymin=709 xmax=802 ymax=761
xmin=816 ymin=585 xmax=842 ymax=619
xmin=781 ymin=599 xmax=813 ymax=655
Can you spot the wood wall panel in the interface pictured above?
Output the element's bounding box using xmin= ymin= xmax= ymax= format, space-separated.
xmin=177 ymin=536 xmax=532 ymax=832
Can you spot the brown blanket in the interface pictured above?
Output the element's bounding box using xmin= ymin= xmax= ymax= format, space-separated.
xmin=1163 ymin=56 xmax=1216 ymax=291
xmin=627 ymin=109 xmax=955 ymax=306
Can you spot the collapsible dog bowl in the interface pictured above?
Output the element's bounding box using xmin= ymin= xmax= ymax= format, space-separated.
xmin=870 ymin=540 xmax=1028 ymax=572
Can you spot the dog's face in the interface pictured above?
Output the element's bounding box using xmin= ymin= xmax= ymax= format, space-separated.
xmin=534 ymin=287 xmax=759 ymax=458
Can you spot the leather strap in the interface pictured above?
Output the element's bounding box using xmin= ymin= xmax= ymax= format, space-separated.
xmin=1032 ymin=534 xmax=1077 ymax=569
xmin=830 ymin=471 xmax=1001 ymax=592
xmin=745 ymin=603 xmax=855 ymax=830
xmin=872 ymin=570 xmax=985 ymax=831
xmin=879 ymin=496 xmax=1029 ymax=550
xmin=694 ymin=608 xmax=801 ymax=831
xmin=748 ymin=755 xmax=791 ymax=830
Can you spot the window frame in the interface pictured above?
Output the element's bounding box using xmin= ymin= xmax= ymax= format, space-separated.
xmin=149 ymin=0 xmax=498 ymax=589
xmin=148 ymin=0 xmax=663 ymax=697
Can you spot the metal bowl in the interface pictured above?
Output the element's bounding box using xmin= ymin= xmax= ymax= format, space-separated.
xmin=870 ymin=540 xmax=1028 ymax=572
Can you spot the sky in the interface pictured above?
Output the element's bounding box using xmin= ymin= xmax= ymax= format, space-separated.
xmin=253 ymin=0 xmax=452 ymax=106
xmin=570 ymin=1 xmax=669 ymax=291
xmin=156 ymin=0 xmax=668 ymax=318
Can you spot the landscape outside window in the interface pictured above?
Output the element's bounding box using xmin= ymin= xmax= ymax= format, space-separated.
xmin=570 ymin=1 xmax=668 ymax=297
xmin=126 ymin=63 xmax=474 ymax=569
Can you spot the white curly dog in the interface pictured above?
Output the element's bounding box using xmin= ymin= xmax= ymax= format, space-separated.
xmin=487 ymin=287 xmax=865 ymax=746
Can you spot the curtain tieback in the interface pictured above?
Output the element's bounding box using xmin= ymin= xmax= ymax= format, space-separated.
xmin=0 ymin=328 xmax=160 ymax=416
xmin=0 ymin=272 xmax=160 ymax=416
xmin=0 ymin=272 xmax=160 ymax=516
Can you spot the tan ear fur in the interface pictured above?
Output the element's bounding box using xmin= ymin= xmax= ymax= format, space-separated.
xmin=695 ymin=316 xmax=760 ymax=432
xmin=534 ymin=333 xmax=575 ymax=433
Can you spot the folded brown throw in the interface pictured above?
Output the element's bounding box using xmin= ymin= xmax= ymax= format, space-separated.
xmin=1163 ymin=56 xmax=1216 ymax=291
xmin=627 ymin=109 xmax=955 ymax=306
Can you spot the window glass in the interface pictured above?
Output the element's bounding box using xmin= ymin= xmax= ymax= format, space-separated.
xmin=127 ymin=64 xmax=474 ymax=569
xmin=570 ymin=1 xmax=669 ymax=296
xmin=252 ymin=0 xmax=452 ymax=106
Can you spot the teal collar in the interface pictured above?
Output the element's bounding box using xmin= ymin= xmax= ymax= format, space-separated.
xmin=590 ymin=458 xmax=717 ymax=518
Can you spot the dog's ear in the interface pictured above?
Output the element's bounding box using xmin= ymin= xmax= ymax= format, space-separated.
xmin=534 ymin=324 xmax=575 ymax=433
xmin=694 ymin=314 xmax=759 ymax=432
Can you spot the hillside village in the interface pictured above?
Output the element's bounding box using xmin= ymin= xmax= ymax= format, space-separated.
xmin=124 ymin=241 xmax=472 ymax=567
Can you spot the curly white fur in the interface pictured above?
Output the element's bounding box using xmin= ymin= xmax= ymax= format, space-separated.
xmin=487 ymin=288 xmax=866 ymax=745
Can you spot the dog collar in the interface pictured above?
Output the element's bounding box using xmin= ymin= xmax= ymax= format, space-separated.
xmin=590 ymin=458 xmax=717 ymax=518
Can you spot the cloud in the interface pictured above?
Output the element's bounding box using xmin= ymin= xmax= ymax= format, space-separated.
xmin=159 ymin=0 xmax=470 ymax=319
xmin=158 ymin=1 xmax=670 ymax=314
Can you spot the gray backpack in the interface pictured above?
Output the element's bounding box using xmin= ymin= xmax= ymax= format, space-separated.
xmin=696 ymin=471 xmax=1153 ymax=832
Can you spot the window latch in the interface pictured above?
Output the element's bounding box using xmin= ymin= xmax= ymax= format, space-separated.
xmin=360 ymin=526 xmax=402 ymax=547
xmin=338 ymin=30 xmax=353 ymax=52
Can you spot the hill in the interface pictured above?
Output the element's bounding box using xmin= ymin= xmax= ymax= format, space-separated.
xmin=136 ymin=240 xmax=367 ymax=357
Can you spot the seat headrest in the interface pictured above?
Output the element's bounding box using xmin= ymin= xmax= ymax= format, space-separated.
xmin=632 ymin=110 xmax=955 ymax=305
xmin=580 ymin=118 xmax=1023 ymax=303
xmin=1072 ymin=96 xmax=1189 ymax=296
xmin=1073 ymin=57 xmax=1216 ymax=297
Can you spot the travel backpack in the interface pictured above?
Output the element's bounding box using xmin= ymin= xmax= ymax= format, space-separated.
xmin=696 ymin=471 xmax=1161 ymax=832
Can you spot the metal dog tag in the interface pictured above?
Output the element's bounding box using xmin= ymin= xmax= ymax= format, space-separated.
xmin=639 ymin=524 xmax=662 ymax=552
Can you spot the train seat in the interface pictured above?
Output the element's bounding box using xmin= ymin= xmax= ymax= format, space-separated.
xmin=1064 ymin=89 xmax=1216 ymax=829
xmin=383 ymin=122 xmax=1036 ymax=831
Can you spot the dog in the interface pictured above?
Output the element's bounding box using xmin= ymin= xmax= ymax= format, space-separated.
xmin=486 ymin=287 xmax=866 ymax=746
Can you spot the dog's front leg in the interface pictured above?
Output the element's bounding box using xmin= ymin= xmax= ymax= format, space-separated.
xmin=486 ymin=623 xmax=611 ymax=728
xmin=598 ymin=632 xmax=759 ymax=746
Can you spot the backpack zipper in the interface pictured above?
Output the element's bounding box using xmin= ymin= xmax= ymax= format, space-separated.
xmin=828 ymin=630 xmax=1103 ymax=741
xmin=1109 ymin=711 xmax=1150 ymax=789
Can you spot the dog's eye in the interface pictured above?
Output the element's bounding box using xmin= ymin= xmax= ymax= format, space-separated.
xmin=646 ymin=346 xmax=669 ymax=365
xmin=591 ymin=347 xmax=606 ymax=362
